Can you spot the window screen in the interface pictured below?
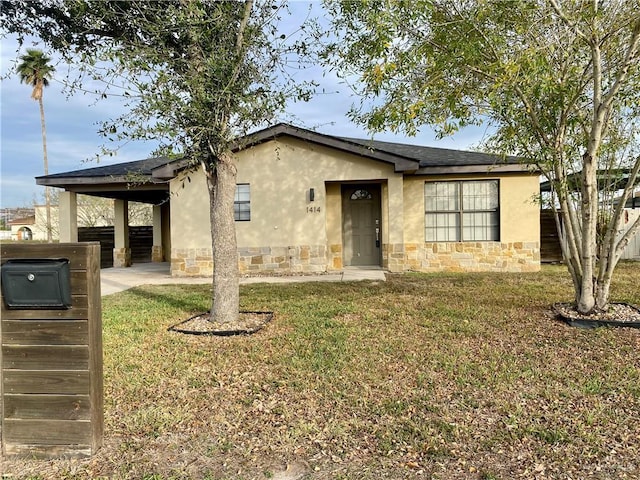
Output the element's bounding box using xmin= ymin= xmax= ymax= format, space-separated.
xmin=425 ymin=180 xmax=499 ymax=241
xmin=234 ymin=184 xmax=250 ymax=221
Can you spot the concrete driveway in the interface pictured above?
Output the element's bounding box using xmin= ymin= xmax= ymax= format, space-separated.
xmin=100 ymin=263 xmax=386 ymax=296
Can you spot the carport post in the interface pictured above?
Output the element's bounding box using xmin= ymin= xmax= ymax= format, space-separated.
xmin=151 ymin=205 xmax=164 ymax=262
xmin=113 ymin=199 xmax=131 ymax=267
xmin=58 ymin=191 xmax=78 ymax=243
xmin=386 ymin=176 xmax=405 ymax=273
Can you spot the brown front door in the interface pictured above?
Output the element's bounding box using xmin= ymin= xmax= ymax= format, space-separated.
xmin=342 ymin=185 xmax=381 ymax=266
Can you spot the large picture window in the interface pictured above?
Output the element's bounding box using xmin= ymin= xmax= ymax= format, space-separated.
xmin=234 ymin=184 xmax=250 ymax=221
xmin=425 ymin=180 xmax=499 ymax=241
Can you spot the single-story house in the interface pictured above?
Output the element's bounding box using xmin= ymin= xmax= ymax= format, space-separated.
xmin=37 ymin=123 xmax=541 ymax=275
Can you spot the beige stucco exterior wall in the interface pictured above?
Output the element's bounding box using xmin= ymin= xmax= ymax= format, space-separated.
xmin=169 ymin=137 xmax=542 ymax=276
xmin=169 ymin=137 xmax=400 ymax=275
xmin=171 ymin=138 xmax=398 ymax=249
xmin=498 ymin=175 xmax=541 ymax=242
xmin=170 ymin=167 xmax=210 ymax=247
xmin=402 ymin=174 xmax=540 ymax=244
xmin=397 ymin=174 xmax=541 ymax=272
xmin=325 ymin=183 xmax=343 ymax=270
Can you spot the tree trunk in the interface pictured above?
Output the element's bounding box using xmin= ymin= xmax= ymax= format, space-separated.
xmin=207 ymin=152 xmax=240 ymax=324
xmin=39 ymin=97 xmax=52 ymax=243
xmin=577 ymin=152 xmax=597 ymax=313
xmin=595 ymin=278 xmax=611 ymax=311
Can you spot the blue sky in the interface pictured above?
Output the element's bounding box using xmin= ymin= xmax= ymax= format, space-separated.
xmin=0 ymin=2 xmax=488 ymax=209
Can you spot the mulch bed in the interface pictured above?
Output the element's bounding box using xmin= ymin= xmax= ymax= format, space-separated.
xmin=554 ymin=302 xmax=640 ymax=329
xmin=168 ymin=311 xmax=273 ymax=336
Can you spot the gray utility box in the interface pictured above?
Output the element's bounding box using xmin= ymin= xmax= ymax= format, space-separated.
xmin=0 ymin=243 xmax=103 ymax=458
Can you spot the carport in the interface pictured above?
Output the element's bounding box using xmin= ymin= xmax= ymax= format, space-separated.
xmin=36 ymin=156 xmax=182 ymax=268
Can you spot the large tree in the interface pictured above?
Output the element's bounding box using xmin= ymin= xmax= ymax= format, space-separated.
xmin=17 ymin=48 xmax=56 ymax=243
xmin=325 ymin=0 xmax=640 ymax=314
xmin=3 ymin=0 xmax=314 ymax=324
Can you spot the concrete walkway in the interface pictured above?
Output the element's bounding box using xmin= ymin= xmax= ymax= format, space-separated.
xmin=100 ymin=262 xmax=386 ymax=296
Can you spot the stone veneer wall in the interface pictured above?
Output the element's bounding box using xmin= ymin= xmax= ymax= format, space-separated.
xmin=171 ymin=245 xmax=331 ymax=277
xmin=151 ymin=245 xmax=164 ymax=262
xmin=328 ymin=244 xmax=343 ymax=271
xmin=385 ymin=242 xmax=540 ymax=273
xmin=113 ymin=247 xmax=131 ymax=268
xmin=171 ymin=242 xmax=540 ymax=276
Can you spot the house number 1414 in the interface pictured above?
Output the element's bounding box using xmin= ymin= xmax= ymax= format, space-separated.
xmin=306 ymin=206 xmax=321 ymax=213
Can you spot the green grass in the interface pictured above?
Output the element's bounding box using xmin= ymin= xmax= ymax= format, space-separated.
xmin=2 ymin=263 xmax=639 ymax=479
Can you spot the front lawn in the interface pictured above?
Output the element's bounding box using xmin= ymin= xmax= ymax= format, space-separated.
xmin=3 ymin=264 xmax=639 ymax=479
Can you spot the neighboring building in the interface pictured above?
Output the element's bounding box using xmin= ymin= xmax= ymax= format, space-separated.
xmin=8 ymin=215 xmax=36 ymax=241
xmin=8 ymin=208 xmax=66 ymax=241
xmin=1 ymin=208 xmax=35 ymax=240
xmin=37 ymin=123 xmax=541 ymax=275
xmin=622 ymin=210 xmax=640 ymax=260
xmin=0 ymin=207 xmax=35 ymax=225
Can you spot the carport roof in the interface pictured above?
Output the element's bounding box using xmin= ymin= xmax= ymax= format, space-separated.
xmin=36 ymin=156 xmax=177 ymax=204
xmin=39 ymin=156 xmax=174 ymax=180
xmin=539 ymin=169 xmax=638 ymax=193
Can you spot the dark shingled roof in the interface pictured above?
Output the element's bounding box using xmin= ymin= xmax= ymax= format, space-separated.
xmin=39 ymin=156 xmax=175 ymax=180
xmin=36 ymin=123 xmax=534 ymax=203
xmin=338 ymin=137 xmax=522 ymax=168
xmin=36 ymin=156 xmax=176 ymax=204
xmin=235 ymin=123 xmax=531 ymax=174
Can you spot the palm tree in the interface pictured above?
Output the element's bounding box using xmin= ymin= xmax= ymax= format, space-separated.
xmin=17 ymin=49 xmax=56 ymax=242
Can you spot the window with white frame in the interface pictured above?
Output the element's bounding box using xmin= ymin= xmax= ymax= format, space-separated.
xmin=424 ymin=180 xmax=499 ymax=241
xmin=234 ymin=184 xmax=250 ymax=221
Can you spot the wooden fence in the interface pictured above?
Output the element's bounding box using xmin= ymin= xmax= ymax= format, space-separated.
xmin=541 ymin=209 xmax=640 ymax=263
xmin=78 ymin=226 xmax=153 ymax=268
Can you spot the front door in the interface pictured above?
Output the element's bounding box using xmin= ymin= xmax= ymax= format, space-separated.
xmin=342 ymin=185 xmax=381 ymax=266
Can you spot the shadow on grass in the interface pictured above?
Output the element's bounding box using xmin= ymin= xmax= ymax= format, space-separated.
xmin=102 ymin=284 xmax=212 ymax=326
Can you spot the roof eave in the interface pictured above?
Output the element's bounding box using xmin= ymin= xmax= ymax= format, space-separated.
xmin=151 ymin=158 xmax=195 ymax=181
xmin=36 ymin=175 xmax=161 ymax=187
xmin=234 ymin=123 xmax=420 ymax=173
xmin=415 ymin=164 xmax=536 ymax=175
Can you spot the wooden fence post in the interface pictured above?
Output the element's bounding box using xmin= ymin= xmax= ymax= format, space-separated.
xmin=1 ymin=242 xmax=103 ymax=458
